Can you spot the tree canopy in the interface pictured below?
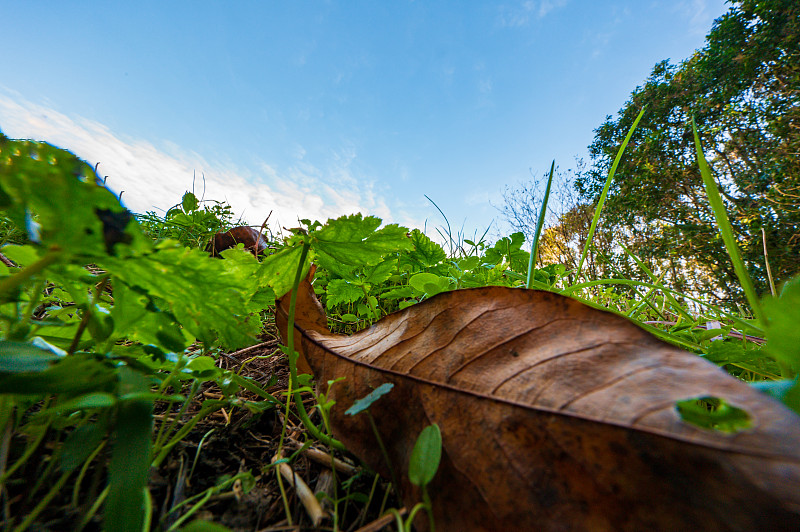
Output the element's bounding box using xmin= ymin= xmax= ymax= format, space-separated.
xmin=572 ymin=0 xmax=799 ymax=306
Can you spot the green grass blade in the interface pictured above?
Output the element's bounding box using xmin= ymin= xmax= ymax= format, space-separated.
xmin=560 ymin=277 xmax=763 ymax=336
xmin=105 ymin=368 xmax=153 ymax=532
xmin=691 ymin=117 xmax=764 ymax=326
xmin=526 ymin=160 xmax=555 ymax=289
xmin=618 ymin=242 xmax=693 ymax=322
xmin=576 ymin=106 xmax=647 ymax=279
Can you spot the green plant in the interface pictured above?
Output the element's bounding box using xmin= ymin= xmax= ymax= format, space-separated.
xmin=136 ymin=191 xmax=240 ymax=248
xmin=0 ymin=135 xmax=278 ymax=529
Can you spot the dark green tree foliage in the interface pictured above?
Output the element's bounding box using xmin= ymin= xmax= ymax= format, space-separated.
xmin=577 ymin=0 xmax=799 ymax=305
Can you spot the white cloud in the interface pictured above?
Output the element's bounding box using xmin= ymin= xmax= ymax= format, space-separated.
xmin=673 ymin=0 xmax=720 ymax=36
xmin=537 ymin=0 xmax=567 ymax=18
xmin=0 ymin=89 xmax=397 ymax=232
xmin=497 ymin=0 xmax=567 ymax=27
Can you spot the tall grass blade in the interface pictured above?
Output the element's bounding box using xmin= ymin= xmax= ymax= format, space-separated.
xmin=526 ymin=160 xmax=555 ymax=289
xmin=105 ymin=369 xmax=153 ymax=532
xmin=576 ymin=106 xmax=646 ymax=279
xmin=691 ymin=117 xmax=764 ymax=326
xmin=618 ymin=242 xmax=693 ymax=322
xmin=425 ymin=195 xmax=454 ymax=256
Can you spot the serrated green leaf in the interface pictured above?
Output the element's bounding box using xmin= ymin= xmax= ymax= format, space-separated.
xmin=312 ymin=214 xmax=411 ymax=267
xmin=458 ymin=255 xmax=480 ymax=271
xmin=182 ymin=192 xmax=199 ymax=213
xmin=380 ymin=286 xmax=414 ymax=301
xmin=704 ymin=341 xmax=745 ymax=364
xmin=402 ymin=229 xmax=446 ymax=270
xmin=103 ymin=244 xmax=265 ymax=349
xmin=363 ymin=257 xmax=398 ymax=285
xmin=326 ymin=279 xmax=365 ymax=309
xmin=314 ymin=250 xmax=358 ymax=281
xmin=0 ymin=136 xmax=150 ymax=258
xmin=260 ymin=244 xmax=310 ymax=299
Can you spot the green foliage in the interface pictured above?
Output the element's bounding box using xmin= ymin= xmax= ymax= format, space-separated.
xmin=675 ymin=396 xmax=752 ymax=433
xmin=763 ymin=277 xmax=800 ymax=372
xmin=576 ymin=0 xmax=800 ymax=307
xmin=0 ymin=134 xmax=279 ymax=529
xmin=312 ymin=213 xmax=411 ymax=268
xmin=314 ymin=228 xmax=550 ymax=333
xmin=403 ymin=229 xmax=447 ymax=270
xmin=3 ymin=98 xmax=800 ymax=528
xmin=137 ymin=191 xmax=239 ymax=249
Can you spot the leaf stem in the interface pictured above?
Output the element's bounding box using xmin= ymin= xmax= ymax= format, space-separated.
xmin=284 ymin=241 xmax=345 ymax=451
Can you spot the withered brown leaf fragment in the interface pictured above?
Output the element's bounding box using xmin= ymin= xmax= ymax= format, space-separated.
xmin=278 ymin=280 xmax=800 ymax=532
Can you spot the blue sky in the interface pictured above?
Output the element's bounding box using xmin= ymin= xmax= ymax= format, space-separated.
xmin=0 ymin=0 xmax=728 ymax=238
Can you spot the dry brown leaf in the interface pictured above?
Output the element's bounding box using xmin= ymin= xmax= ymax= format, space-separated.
xmin=277 ymin=280 xmax=800 ymax=531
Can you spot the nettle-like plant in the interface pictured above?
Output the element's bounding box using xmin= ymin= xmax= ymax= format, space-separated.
xmin=0 ymin=134 xmax=280 ymax=530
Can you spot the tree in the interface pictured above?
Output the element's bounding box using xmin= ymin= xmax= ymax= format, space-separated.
xmin=575 ymin=0 xmax=799 ymax=308
xmin=500 ymin=166 xmax=708 ymax=299
xmin=500 ymin=164 xmax=635 ymax=284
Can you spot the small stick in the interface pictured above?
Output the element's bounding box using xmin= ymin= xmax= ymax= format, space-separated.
xmin=223 ymin=339 xmax=279 ymax=361
xmin=761 ymin=227 xmax=776 ymax=297
xmin=353 ymin=508 xmax=407 ymax=532
xmin=0 ymin=252 xmax=16 ymax=268
xmin=272 ymin=454 xmax=326 ymax=527
xmin=285 ymin=438 xmax=358 ymax=476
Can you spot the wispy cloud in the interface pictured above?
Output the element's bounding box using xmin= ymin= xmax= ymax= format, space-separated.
xmin=0 ymin=89 xmax=396 ymax=231
xmin=497 ymin=0 xmax=567 ymax=28
xmin=672 ymin=0 xmax=721 ymax=37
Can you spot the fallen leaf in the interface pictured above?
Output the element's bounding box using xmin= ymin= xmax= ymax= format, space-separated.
xmin=278 ymin=280 xmax=800 ymax=531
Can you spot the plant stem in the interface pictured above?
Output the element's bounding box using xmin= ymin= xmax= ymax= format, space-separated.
xmin=13 ymin=468 xmax=71 ymax=532
xmin=423 ymin=486 xmax=435 ymax=532
xmin=0 ymin=248 xmax=62 ymax=298
xmin=284 ymin=241 xmax=345 ymax=451
xmin=67 ymin=275 xmax=109 ymax=355
xmin=368 ymin=412 xmax=399 ymax=492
